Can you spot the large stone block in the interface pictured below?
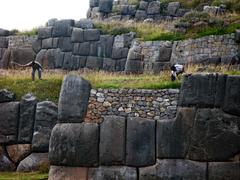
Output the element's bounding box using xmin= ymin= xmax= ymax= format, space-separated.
xmin=42 ymin=38 xmax=53 ymax=49
xmin=147 ymin=1 xmax=161 ymax=15
xmin=6 ymin=144 xmax=31 ymax=164
xmin=0 ymin=37 xmax=8 ymax=48
xmin=139 ymin=159 xmax=207 ymax=180
xmin=0 ymin=147 xmax=15 ymax=171
xmin=187 ymin=108 xmax=240 ymax=161
xmin=0 ymin=28 xmax=9 ymax=36
xmin=159 ymin=47 xmax=172 ymax=62
xmin=86 ymin=56 xmax=103 ymax=70
xmin=35 ymin=49 xmax=47 ymax=67
xmin=9 ymin=48 xmax=36 ymax=66
xmin=179 ymin=74 xmax=227 ymax=108
xmin=84 ymin=29 xmax=100 ymax=41
xmin=0 ymin=49 xmax=11 ymax=68
xmin=139 ymin=1 xmax=149 ymax=11
xmin=167 ymin=2 xmax=181 ymax=16
xmin=102 ymin=58 xmax=116 ymax=71
xmin=0 ymin=102 xmax=19 ymax=144
xmin=32 ymin=101 xmax=58 ymax=152
xmin=126 ymin=117 xmax=155 ymax=167
xmin=125 ymin=60 xmax=144 ymax=74
xmin=116 ymin=58 xmax=126 ymax=71
xmin=49 ymin=123 xmax=99 ymax=167
xmin=75 ymin=19 xmax=94 ymax=29
xmin=32 ymin=39 xmax=42 ymax=53
xmin=49 ymin=166 xmax=88 ymax=180
xmin=135 ymin=10 xmax=147 ymax=21
xmin=89 ymin=41 xmax=99 ymax=56
xmin=52 ymin=19 xmax=74 ymax=37
xmin=223 ymin=75 xmax=240 ymax=116
xmin=46 ymin=48 xmax=64 ymax=69
xmin=73 ymin=42 xmax=90 ymax=56
xmin=89 ymin=166 xmax=137 ymax=180
xmin=208 ymin=162 xmax=240 ymax=180
xmin=90 ymin=0 xmax=99 ymax=7
xmin=62 ymin=52 xmax=73 ymax=70
xmin=71 ymin=28 xmax=84 ymax=43
xmin=38 ymin=27 xmax=53 ymax=39
xmin=153 ymin=62 xmax=171 ymax=74
xmin=99 ymin=0 xmax=113 ymax=13
xmin=112 ymin=47 xmax=129 ymax=59
xmin=0 ymin=89 xmax=15 ymax=103
xmin=100 ymin=116 xmax=126 ymax=165
xmin=128 ymin=5 xmax=137 ymax=16
xmin=98 ymin=35 xmax=114 ymax=58
xmin=17 ymin=153 xmax=49 ymax=172
xmin=157 ymin=107 xmax=196 ymax=159
xmin=18 ymin=94 xmax=37 ymax=143
xmin=72 ymin=55 xmax=87 ymax=68
xmin=58 ymin=75 xmax=91 ymax=123
xmin=58 ymin=37 xmax=73 ymax=52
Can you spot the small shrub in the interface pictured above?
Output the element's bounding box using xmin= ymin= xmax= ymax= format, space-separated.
xmin=128 ymin=0 xmax=140 ymax=6
xmin=15 ymin=28 xmax=38 ymax=36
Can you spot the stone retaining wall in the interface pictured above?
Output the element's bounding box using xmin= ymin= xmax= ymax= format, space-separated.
xmin=0 ymin=91 xmax=57 ymax=172
xmin=86 ymin=88 xmax=179 ymax=123
xmin=48 ymin=73 xmax=240 ymax=179
xmin=88 ymin=0 xmax=188 ymax=21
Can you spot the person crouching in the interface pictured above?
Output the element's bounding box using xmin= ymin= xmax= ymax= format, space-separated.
xmin=171 ymin=64 xmax=184 ymax=81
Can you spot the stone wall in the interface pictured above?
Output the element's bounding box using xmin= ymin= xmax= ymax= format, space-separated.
xmin=86 ymin=88 xmax=179 ymax=123
xmin=171 ymin=33 xmax=240 ymax=65
xmin=48 ymin=73 xmax=240 ymax=179
xmin=0 ymin=90 xmax=57 ymax=172
xmin=88 ymin=0 xmax=188 ymax=21
xmin=34 ymin=19 xmax=134 ymax=71
xmin=0 ymin=33 xmax=36 ymax=69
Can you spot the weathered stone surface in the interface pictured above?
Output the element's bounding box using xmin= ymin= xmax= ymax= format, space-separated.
xmin=90 ymin=0 xmax=99 ymax=7
xmin=102 ymin=58 xmax=116 ymax=71
xmin=0 ymin=147 xmax=15 ymax=171
xmin=32 ymin=39 xmax=42 ymax=53
xmin=100 ymin=116 xmax=125 ymax=165
xmin=235 ymin=29 xmax=240 ymax=43
xmin=71 ymin=28 xmax=84 ymax=43
xmin=38 ymin=27 xmax=53 ymax=39
xmin=0 ymin=28 xmax=9 ymax=36
xmin=0 ymin=49 xmax=11 ymax=68
xmin=139 ymin=159 xmax=207 ymax=180
xmin=0 ymin=37 xmax=8 ymax=48
xmin=139 ymin=1 xmax=148 ymax=11
xmin=47 ymin=18 xmax=58 ymax=27
xmin=84 ymin=29 xmax=100 ymax=41
xmin=75 ymin=19 xmax=94 ymax=29
xmin=49 ymin=123 xmax=99 ymax=167
xmin=0 ymin=89 xmax=15 ymax=103
xmin=46 ymin=48 xmax=64 ymax=69
xmin=135 ymin=10 xmax=147 ymax=20
xmin=86 ymin=56 xmax=103 ymax=70
xmin=167 ymin=2 xmax=181 ymax=16
xmin=99 ymin=0 xmax=113 ymax=13
xmin=62 ymin=52 xmax=73 ymax=70
xmin=35 ymin=49 xmax=47 ymax=67
xmin=209 ymin=162 xmax=240 ymax=180
xmin=32 ymin=101 xmax=57 ymax=152
xmin=9 ymin=48 xmax=36 ymax=66
xmin=18 ymin=94 xmax=37 ymax=143
xmin=112 ymin=47 xmax=129 ymax=59
xmin=125 ymin=60 xmax=144 ymax=74
xmin=6 ymin=144 xmax=31 ymax=164
xmin=187 ymin=108 xmax=240 ymax=161
xmin=98 ymin=35 xmax=114 ymax=58
xmin=0 ymin=102 xmax=19 ymax=144
xmin=52 ymin=20 xmax=73 ymax=37
xmin=49 ymin=166 xmax=88 ymax=180
xmin=89 ymin=42 xmax=98 ymax=56
xmin=17 ymin=153 xmax=49 ymax=172
xmin=223 ymin=75 xmax=240 ymax=116
xmin=115 ymin=58 xmax=126 ymax=71
xmin=157 ymin=107 xmax=196 ymax=159
xmin=153 ymin=62 xmax=171 ymax=74
xmin=89 ymin=166 xmax=137 ymax=180
xmin=126 ymin=117 xmax=155 ymax=167
xmin=58 ymin=75 xmax=91 ymax=123
xmin=73 ymin=42 xmax=90 ymax=56
xmin=42 ymin=38 xmax=53 ymax=49
xmin=147 ymin=1 xmax=161 ymax=15
xmin=58 ymin=37 xmax=73 ymax=52
xmin=179 ymin=74 xmax=227 ymax=108
xmin=159 ymin=47 xmax=172 ymax=62
xmin=72 ymin=55 xmax=86 ymax=68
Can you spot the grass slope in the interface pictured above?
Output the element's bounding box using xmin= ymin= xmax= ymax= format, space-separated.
xmin=0 ymin=172 xmax=48 ymax=180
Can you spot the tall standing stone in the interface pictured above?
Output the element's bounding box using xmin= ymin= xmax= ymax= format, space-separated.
xmin=58 ymin=75 xmax=91 ymax=123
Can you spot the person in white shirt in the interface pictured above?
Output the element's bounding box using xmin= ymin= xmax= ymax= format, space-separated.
xmin=171 ymin=64 xmax=184 ymax=81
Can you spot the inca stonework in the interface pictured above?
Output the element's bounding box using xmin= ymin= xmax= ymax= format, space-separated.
xmin=86 ymin=88 xmax=179 ymax=123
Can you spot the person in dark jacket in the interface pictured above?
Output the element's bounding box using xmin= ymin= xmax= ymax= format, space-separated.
xmin=171 ymin=64 xmax=184 ymax=81
xmin=12 ymin=60 xmax=43 ymax=81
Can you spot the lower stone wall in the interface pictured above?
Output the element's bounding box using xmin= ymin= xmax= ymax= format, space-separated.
xmin=48 ymin=73 xmax=240 ymax=179
xmin=0 ymin=90 xmax=57 ymax=172
xmin=86 ymin=88 xmax=179 ymax=123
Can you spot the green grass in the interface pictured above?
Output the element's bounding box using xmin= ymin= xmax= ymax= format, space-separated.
xmin=0 ymin=69 xmax=181 ymax=103
xmin=10 ymin=28 xmax=38 ymax=36
xmin=0 ymin=172 xmax=48 ymax=180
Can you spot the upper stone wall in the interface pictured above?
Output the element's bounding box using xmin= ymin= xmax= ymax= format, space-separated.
xmin=88 ymin=0 xmax=188 ymax=21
